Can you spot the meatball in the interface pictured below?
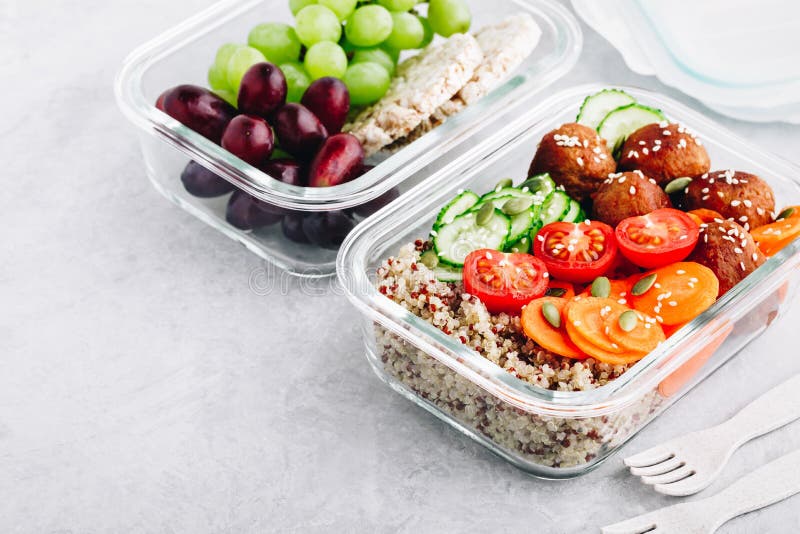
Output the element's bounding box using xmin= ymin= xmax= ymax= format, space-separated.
xmin=592 ymin=170 xmax=671 ymax=227
xmin=685 ymin=170 xmax=775 ymax=230
xmin=618 ymin=122 xmax=710 ymax=185
xmin=688 ymin=218 xmax=765 ymax=297
xmin=528 ymin=123 xmax=616 ymax=202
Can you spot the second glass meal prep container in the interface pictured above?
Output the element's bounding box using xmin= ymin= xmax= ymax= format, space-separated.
xmin=337 ymin=84 xmax=800 ymax=479
xmin=114 ymin=0 xmax=582 ymax=277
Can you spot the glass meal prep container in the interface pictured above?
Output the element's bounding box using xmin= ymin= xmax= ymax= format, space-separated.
xmin=337 ymin=84 xmax=800 ymax=479
xmin=114 ymin=0 xmax=581 ymax=277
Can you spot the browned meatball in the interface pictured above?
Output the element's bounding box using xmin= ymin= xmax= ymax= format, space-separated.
xmin=618 ymin=123 xmax=710 ymax=185
xmin=528 ymin=123 xmax=616 ymax=202
xmin=685 ymin=170 xmax=775 ymax=230
xmin=592 ymin=170 xmax=671 ymax=227
xmin=688 ymin=218 xmax=765 ymax=297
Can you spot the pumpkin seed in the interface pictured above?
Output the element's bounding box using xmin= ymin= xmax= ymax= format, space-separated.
xmin=631 ymin=273 xmax=657 ymax=296
xmin=502 ymin=197 xmax=534 ymax=215
xmin=420 ymin=249 xmax=439 ymax=269
xmin=665 ymin=176 xmax=693 ymax=195
xmin=494 ymin=178 xmax=513 ymax=190
xmin=618 ymin=310 xmax=638 ymax=332
xmin=591 ymin=276 xmax=611 ymax=298
xmin=777 ymin=207 xmax=796 ymax=220
xmin=545 ymin=287 xmax=567 ymax=298
xmin=476 ymin=203 xmax=495 ymax=226
xmin=542 ymin=302 xmax=561 ymax=328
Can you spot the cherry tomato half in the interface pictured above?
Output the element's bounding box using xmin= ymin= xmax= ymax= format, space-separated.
xmin=462 ymin=249 xmax=549 ymax=315
xmin=533 ymin=221 xmax=618 ymax=284
xmin=616 ymin=208 xmax=699 ymax=269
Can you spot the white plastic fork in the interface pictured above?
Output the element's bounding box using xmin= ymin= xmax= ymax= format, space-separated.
xmin=624 ymin=374 xmax=800 ymax=496
xmin=602 ymin=449 xmax=800 ymax=534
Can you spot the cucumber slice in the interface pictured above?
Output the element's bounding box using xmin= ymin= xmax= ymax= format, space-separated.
xmin=433 ymin=264 xmax=463 ymax=283
xmin=505 ymin=236 xmax=532 ymax=254
xmin=539 ymin=191 xmax=571 ymax=226
xmin=433 ymin=209 xmax=510 ymax=267
xmin=434 ymin=190 xmax=480 ymax=230
xmin=470 ymin=194 xmax=540 ymax=244
xmin=561 ymin=199 xmax=583 ymax=223
xmin=519 ymin=173 xmax=556 ymax=201
xmin=577 ymin=89 xmax=636 ymax=130
xmin=598 ymin=104 xmax=667 ymax=154
xmin=479 ymin=187 xmax=539 ymax=204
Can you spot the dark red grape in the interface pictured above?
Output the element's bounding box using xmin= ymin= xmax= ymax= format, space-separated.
xmin=160 ymin=84 xmax=237 ymax=143
xmin=273 ymin=103 xmax=328 ymax=160
xmin=226 ymin=189 xmax=283 ymax=230
xmin=260 ymin=159 xmax=306 ymax=186
xmin=155 ymin=90 xmax=168 ymax=111
xmin=301 ymin=77 xmax=350 ymax=134
xmin=221 ymin=115 xmax=274 ymax=167
xmin=354 ymin=187 xmax=401 ymax=217
xmin=282 ymin=212 xmax=310 ymax=243
xmin=238 ymin=62 xmax=287 ymax=119
xmin=180 ymin=160 xmax=235 ymax=198
xmin=302 ymin=211 xmax=355 ymax=249
xmin=308 ymin=133 xmax=364 ymax=187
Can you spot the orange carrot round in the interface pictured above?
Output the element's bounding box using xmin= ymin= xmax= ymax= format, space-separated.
xmin=686 ymin=208 xmax=724 ymax=225
xmin=546 ymin=280 xmax=576 ymax=299
xmin=521 ymin=297 xmax=586 ymax=359
xmin=751 ymin=217 xmax=800 ymax=257
xmin=565 ymin=297 xmax=630 ymax=353
xmin=566 ymin=325 xmax=647 ymax=365
xmin=630 ymin=262 xmax=719 ymax=326
xmin=607 ymin=309 xmax=666 ymax=354
xmin=579 ymin=278 xmax=634 ymax=307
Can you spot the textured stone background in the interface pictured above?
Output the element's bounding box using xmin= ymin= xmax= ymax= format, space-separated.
xmin=2 ymin=1 xmax=799 ymax=532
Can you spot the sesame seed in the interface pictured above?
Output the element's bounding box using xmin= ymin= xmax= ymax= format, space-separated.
xmin=676 ymin=269 xmax=686 ymax=275
xmin=740 ymin=262 xmax=746 ymax=271
xmin=577 ymin=156 xmax=584 ymax=167
xmin=668 ymin=301 xmax=678 ymax=307
xmin=630 ymin=186 xmax=637 ymax=195
xmin=731 ymin=200 xmax=741 ymax=207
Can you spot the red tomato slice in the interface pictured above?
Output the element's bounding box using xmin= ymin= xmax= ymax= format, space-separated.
xmin=616 ymin=208 xmax=699 ymax=269
xmin=533 ymin=221 xmax=618 ymax=284
xmin=462 ymin=249 xmax=549 ymax=315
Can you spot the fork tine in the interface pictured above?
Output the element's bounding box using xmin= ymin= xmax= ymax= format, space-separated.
xmin=629 ymin=456 xmax=682 ymax=477
xmin=640 ymin=465 xmax=694 ymax=486
xmin=624 ymin=445 xmax=672 ymax=468
xmin=654 ymin=472 xmax=710 ymax=497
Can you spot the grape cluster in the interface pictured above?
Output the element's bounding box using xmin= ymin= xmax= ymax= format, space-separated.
xmin=207 ymin=0 xmax=471 ymax=107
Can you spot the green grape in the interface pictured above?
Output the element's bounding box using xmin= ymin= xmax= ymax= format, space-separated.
xmin=318 ymin=0 xmax=357 ymax=21
xmin=304 ymin=41 xmax=348 ymax=79
xmin=345 ymin=5 xmax=393 ymax=47
xmin=381 ymin=44 xmax=401 ymax=63
xmin=248 ymin=23 xmax=302 ymax=65
xmin=226 ymin=46 xmax=267 ymax=91
xmin=351 ymin=47 xmax=396 ymax=76
xmin=280 ymin=62 xmax=312 ymax=102
xmin=343 ymin=62 xmax=391 ymax=105
xmin=208 ymin=64 xmax=229 ymax=90
xmin=428 ymin=0 xmax=471 ymax=37
xmin=289 ymin=0 xmax=316 ymax=15
xmin=295 ymin=5 xmax=342 ymax=46
xmin=385 ymin=12 xmax=424 ymax=50
xmin=213 ymin=43 xmax=243 ymax=71
xmin=377 ymin=0 xmax=417 ymax=10
xmin=213 ymin=89 xmax=238 ymax=107
xmin=417 ymin=16 xmax=434 ymax=48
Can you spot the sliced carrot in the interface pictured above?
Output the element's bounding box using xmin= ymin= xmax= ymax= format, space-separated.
xmin=579 ymin=278 xmax=634 ymax=306
xmin=630 ymin=262 xmax=719 ymax=326
xmin=566 ymin=325 xmax=647 ymax=365
xmin=686 ymin=208 xmax=724 ymax=225
xmin=521 ymin=297 xmax=586 ymax=359
xmin=565 ymin=297 xmax=629 ymax=353
xmin=607 ymin=309 xmax=666 ymax=354
xmin=658 ymin=322 xmax=733 ymax=397
xmin=751 ymin=217 xmax=800 ymax=257
xmin=546 ymin=280 xmax=576 ymax=299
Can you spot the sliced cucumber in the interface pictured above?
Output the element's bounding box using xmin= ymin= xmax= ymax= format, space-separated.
xmin=519 ymin=173 xmax=556 ymax=201
xmin=470 ymin=194 xmax=540 ymax=244
xmin=479 ymin=187 xmax=540 ymax=205
xmin=539 ymin=191 xmax=571 ymax=226
xmin=598 ymin=103 xmax=667 ymax=154
xmin=505 ymin=236 xmax=532 ymax=254
xmin=577 ymin=89 xmax=636 ymax=130
xmin=433 ymin=209 xmax=510 ymax=267
xmin=561 ymin=199 xmax=584 ymax=223
xmin=433 ymin=264 xmax=463 ymax=283
xmin=434 ymin=190 xmax=480 ymax=229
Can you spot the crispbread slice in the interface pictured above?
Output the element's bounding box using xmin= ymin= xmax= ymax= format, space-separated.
xmin=390 ymin=14 xmax=542 ymax=148
xmin=343 ymin=33 xmax=482 ymax=157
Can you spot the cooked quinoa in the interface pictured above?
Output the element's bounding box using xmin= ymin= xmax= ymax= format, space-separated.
xmin=376 ymin=242 xmax=632 ymax=390
xmin=372 ymin=242 xmax=663 ymax=469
